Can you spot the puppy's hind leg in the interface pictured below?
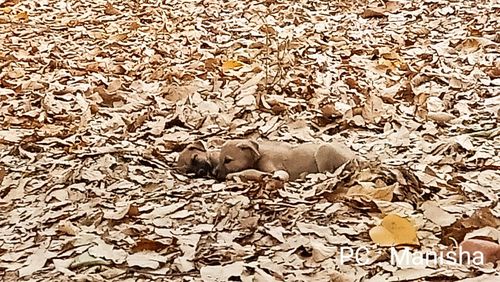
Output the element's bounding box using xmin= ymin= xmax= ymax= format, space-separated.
xmin=315 ymin=144 xmax=355 ymax=172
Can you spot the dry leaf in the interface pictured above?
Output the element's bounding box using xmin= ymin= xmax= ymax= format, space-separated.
xmin=361 ymin=7 xmax=387 ymax=18
xmin=222 ymin=60 xmax=244 ymax=71
xmin=427 ymin=112 xmax=457 ymax=124
xmin=0 ymin=166 xmax=5 ymax=185
xmin=18 ymin=242 xmax=55 ymax=277
xmin=200 ymin=262 xmax=244 ymax=282
xmin=132 ymin=239 xmax=170 ymax=253
xmin=346 ymin=183 xmax=395 ymax=201
xmin=104 ymin=2 xmax=120 ymax=15
xmin=369 ymin=214 xmax=419 ymax=246
xmin=15 ymin=11 xmax=28 ymax=21
xmin=126 ymin=252 xmax=165 ymax=269
xmin=89 ymin=241 xmax=127 ymax=264
xmin=421 ymin=201 xmax=456 ymax=227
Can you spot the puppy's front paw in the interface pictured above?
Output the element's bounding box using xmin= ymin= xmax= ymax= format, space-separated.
xmin=272 ymin=170 xmax=289 ymax=182
xmin=226 ymin=170 xmax=271 ymax=182
xmin=225 ymin=172 xmax=241 ymax=181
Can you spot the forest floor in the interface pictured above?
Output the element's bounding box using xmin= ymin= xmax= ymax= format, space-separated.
xmin=0 ymin=0 xmax=499 ymax=281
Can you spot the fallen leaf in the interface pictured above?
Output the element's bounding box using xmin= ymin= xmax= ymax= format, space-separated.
xmin=15 ymin=11 xmax=28 ymax=21
xmin=126 ymin=252 xmax=164 ymax=269
xmin=222 ymin=60 xmax=244 ymax=72
xmin=89 ymin=241 xmax=127 ymax=264
xmin=427 ymin=112 xmax=457 ymax=124
xmin=0 ymin=166 xmax=5 ymax=185
xmin=346 ymin=183 xmax=395 ymax=201
xmin=421 ymin=201 xmax=457 ymax=227
xmin=361 ymin=7 xmax=387 ymax=18
xmin=369 ymin=214 xmax=419 ymax=246
xmin=18 ymin=242 xmax=55 ymax=277
xmin=104 ymin=2 xmax=120 ymax=15
xmin=131 ymin=239 xmax=170 ymax=253
xmin=455 ymin=134 xmax=474 ymax=151
xmin=71 ymin=252 xmax=112 ymax=269
xmin=200 ymin=262 xmax=244 ymax=282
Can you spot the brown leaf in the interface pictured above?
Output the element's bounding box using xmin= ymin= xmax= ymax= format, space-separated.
xmin=486 ymin=67 xmax=500 ymax=78
xmin=361 ymin=7 xmax=387 ymax=18
xmin=0 ymin=166 xmax=5 ymax=186
xmin=104 ymin=2 xmax=120 ymax=15
xmin=107 ymin=79 xmax=122 ymax=93
xmin=131 ymin=239 xmax=170 ymax=253
xmin=385 ymin=1 xmax=400 ymax=12
xmin=442 ymin=208 xmax=500 ymax=245
xmin=129 ymin=21 xmax=140 ymax=30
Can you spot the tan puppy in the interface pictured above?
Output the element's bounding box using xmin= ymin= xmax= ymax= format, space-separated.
xmin=215 ymin=140 xmax=355 ymax=181
xmin=176 ymin=141 xmax=220 ymax=178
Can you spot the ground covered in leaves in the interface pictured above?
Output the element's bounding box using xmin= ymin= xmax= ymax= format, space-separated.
xmin=1 ymin=0 xmax=499 ymax=281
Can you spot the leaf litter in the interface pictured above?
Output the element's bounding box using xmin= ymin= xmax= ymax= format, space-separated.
xmin=0 ymin=0 xmax=499 ymax=281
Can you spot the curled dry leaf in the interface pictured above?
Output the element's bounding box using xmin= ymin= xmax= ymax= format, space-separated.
xmin=70 ymin=252 xmax=111 ymax=269
xmin=426 ymin=112 xmax=457 ymax=124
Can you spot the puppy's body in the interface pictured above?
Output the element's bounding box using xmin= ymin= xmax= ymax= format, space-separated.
xmin=216 ymin=140 xmax=355 ymax=181
xmin=177 ymin=141 xmax=220 ymax=177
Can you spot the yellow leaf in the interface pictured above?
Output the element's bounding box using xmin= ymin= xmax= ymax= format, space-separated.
xmin=369 ymin=214 xmax=419 ymax=246
xmin=369 ymin=226 xmax=395 ymax=246
xmin=15 ymin=11 xmax=28 ymax=21
xmin=222 ymin=60 xmax=244 ymax=72
xmin=1 ymin=7 xmax=12 ymax=14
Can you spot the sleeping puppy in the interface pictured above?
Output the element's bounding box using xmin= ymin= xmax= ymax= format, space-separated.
xmin=176 ymin=141 xmax=220 ymax=178
xmin=215 ymin=139 xmax=355 ymax=181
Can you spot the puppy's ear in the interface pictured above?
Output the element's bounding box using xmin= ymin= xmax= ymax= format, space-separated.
xmin=186 ymin=140 xmax=206 ymax=152
xmin=237 ymin=140 xmax=260 ymax=159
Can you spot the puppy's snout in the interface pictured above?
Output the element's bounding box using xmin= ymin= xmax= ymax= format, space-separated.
xmin=197 ymin=168 xmax=207 ymax=176
xmin=193 ymin=161 xmax=211 ymax=177
xmin=215 ymin=166 xmax=225 ymax=180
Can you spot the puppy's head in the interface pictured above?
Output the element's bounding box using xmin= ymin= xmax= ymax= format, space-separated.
xmin=176 ymin=141 xmax=212 ymax=177
xmin=216 ymin=140 xmax=260 ymax=180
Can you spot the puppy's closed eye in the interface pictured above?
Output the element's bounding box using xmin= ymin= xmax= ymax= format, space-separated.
xmin=224 ymin=157 xmax=233 ymax=164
